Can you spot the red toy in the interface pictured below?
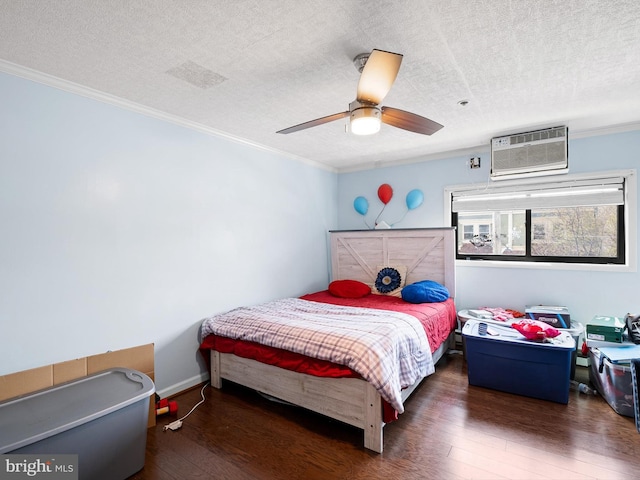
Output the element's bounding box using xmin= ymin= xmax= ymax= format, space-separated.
xmin=155 ymin=398 xmax=178 ymax=416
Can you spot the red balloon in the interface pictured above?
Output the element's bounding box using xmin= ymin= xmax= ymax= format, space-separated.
xmin=377 ymin=184 xmax=393 ymax=204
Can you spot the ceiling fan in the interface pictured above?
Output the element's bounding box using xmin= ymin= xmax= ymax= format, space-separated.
xmin=276 ymin=49 xmax=443 ymax=136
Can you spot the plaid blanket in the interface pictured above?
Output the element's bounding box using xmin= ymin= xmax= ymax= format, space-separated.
xmin=200 ymin=298 xmax=433 ymax=412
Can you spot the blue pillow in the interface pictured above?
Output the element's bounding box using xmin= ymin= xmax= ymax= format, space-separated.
xmin=401 ymin=280 xmax=450 ymax=303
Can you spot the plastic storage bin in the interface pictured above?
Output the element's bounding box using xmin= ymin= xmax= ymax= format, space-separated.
xmin=0 ymin=368 xmax=155 ymax=480
xmin=589 ymin=348 xmax=634 ymax=417
xmin=459 ymin=313 xmax=583 ymax=380
xmin=463 ymin=319 xmax=575 ymax=404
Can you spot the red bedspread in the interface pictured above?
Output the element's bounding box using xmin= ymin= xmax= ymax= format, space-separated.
xmin=300 ymin=291 xmax=457 ymax=354
xmin=199 ymin=292 xmax=456 ymax=422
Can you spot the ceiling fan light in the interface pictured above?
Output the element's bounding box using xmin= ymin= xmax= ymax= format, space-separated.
xmin=350 ymin=107 xmax=381 ymax=135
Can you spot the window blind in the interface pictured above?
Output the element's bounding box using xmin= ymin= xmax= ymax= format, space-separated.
xmin=451 ymin=176 xmax=625 ymax=213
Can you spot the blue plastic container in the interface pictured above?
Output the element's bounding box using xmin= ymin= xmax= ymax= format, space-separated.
xmin=462 ymin=319 xmax=575 ymax=404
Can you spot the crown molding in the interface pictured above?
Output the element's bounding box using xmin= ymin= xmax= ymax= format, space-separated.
xmin=338 ymin=122 xmax=640 ymax=173
xmin=2 ymin=59 xmax=637 ymax=176
xmin=0 ymin=59 xmax=335 ymax=173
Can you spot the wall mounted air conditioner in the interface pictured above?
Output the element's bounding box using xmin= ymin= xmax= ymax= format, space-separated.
xmin=490 ymin=126 xmax=568 ymax=180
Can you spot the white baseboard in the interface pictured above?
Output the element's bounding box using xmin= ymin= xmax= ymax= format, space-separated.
xmin=156 ymin=372 xmax=210 ymax=399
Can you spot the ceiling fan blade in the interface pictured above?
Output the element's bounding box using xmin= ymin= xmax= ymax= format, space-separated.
xmin=276 ymin=111 xmax=349 ymax=134
xmin=381 ymin=106 xmax=444 ymax=135
xmin=356 ymin=49 xmax=403 ymax=105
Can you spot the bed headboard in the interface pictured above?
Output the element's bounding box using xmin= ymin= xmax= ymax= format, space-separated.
xmin=330 ymin=228 xmax=456 ymax=299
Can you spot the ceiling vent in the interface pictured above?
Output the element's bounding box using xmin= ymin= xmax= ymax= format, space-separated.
xmin=490 ymin=126 xmax=568 ymax=180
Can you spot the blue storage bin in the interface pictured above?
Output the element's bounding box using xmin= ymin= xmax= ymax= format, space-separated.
xmin=462 ymin=319 xmax=575 ymax=404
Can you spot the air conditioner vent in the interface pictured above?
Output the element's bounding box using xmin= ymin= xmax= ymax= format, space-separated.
xmin=509 ymin=126 xmax=565 ymax=146
xmin=491 ymin=126 xmax=568 ymax=180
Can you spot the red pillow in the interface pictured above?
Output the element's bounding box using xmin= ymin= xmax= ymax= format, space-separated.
xmin=512 ymin=319 xmax=561 ymax=340
xmin=328 ymin=280 xmax=371 ymax=298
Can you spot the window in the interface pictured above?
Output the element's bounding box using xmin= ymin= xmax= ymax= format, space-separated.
xmin=446 ymin=170 xmax=636 ymax=267
xmin=463 ymin=224 xmax=473 ymax=240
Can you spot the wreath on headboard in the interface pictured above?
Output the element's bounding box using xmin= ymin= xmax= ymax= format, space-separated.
xmin=375 ymin=266 xmax=404 ymax=294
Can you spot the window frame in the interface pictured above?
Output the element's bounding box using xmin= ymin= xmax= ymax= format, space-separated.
xmin=444 ymin=169 xmax=637 ymax=272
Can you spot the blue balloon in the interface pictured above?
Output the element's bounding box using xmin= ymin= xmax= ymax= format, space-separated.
xmin=406 ymin=189 xmax=424 ymax=210
xmin=353 ymin=196 xmax=369 ymax=215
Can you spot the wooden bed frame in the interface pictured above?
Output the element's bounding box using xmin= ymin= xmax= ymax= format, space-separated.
xmin=209 ymin=228 xmax=456 ymax=453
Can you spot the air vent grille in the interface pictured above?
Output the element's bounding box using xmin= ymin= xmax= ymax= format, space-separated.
xmin=509 ymin=126 xmax=566 ymax=146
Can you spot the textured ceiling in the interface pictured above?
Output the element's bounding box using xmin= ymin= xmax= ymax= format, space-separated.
xmin=1 ymin=0 xmax=640 ymax=171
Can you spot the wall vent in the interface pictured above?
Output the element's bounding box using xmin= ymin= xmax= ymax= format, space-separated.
xmin=490 ymin=126 xmax=568 ymax=180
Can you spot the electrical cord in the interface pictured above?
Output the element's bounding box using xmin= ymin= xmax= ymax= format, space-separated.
xmin=163 ymin=382 xmax=210 ymax=431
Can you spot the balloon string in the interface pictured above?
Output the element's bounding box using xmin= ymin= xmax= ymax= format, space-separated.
xmin=389 ymin=209 xmax=408 ymax=226
xmin=374 ymin=204 xmax=387 ymax=225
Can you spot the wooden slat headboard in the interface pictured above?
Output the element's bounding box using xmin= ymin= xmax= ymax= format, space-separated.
xmin=330 ymin=228 xmax=456 ymax=298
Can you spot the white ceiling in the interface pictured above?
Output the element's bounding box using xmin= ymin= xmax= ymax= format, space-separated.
xmin=1 ymin=0 xmax=640 ymax=172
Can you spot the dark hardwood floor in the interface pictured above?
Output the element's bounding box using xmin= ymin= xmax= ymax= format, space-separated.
xmin=130 ymin=353 xmax=640 ymax=479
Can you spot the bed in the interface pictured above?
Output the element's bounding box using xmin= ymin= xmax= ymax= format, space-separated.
xmin=199 ymin=227 xmax=457 ymax=453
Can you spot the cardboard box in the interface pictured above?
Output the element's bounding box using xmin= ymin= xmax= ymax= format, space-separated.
xmin=525 ymin=305 xmax=571 ymax=329
xmin=462 ymin=319 xmax=575 ymax=404
xmin=587 ymin=316 xmax=625 ymax=343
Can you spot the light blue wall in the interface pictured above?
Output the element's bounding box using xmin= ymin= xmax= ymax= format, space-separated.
xmin=3 ymin=68 xmax=638 ymax=394
xmin=338 ymin=130 xmax=640 ymax=325
xmin=0 ymin=72 xmax=337 ymax=394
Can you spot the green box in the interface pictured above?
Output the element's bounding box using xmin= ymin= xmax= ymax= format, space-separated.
xmin=586 ymin=316 xmax=625 ymax=343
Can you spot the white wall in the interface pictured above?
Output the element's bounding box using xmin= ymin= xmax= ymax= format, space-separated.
xmin=0 ymin=72 xmax=337 ymax=396
xmin=338 ymin=129 xmax=640 ymax=325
